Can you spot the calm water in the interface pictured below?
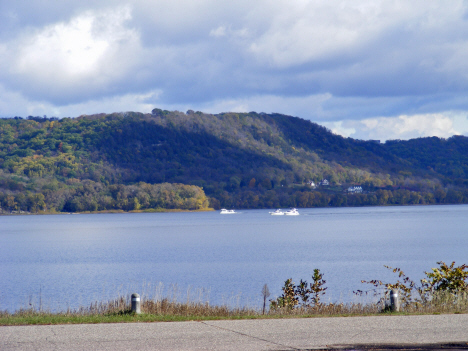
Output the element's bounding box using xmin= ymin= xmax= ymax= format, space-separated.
xmin=1 ymin=205 xmax=467 ymax=312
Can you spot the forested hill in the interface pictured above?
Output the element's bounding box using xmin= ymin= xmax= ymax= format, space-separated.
xmin=1 ymin=110 xmax=468 ymax=213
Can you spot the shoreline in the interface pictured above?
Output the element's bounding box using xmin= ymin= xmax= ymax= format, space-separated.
xmin=1 ymin=202 xmax=467 ymax=216
xmin=0 ymin=208 xmax=216 ymax=216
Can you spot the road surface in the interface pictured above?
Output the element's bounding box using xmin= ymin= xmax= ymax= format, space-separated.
xmin=1 ymin=314 xmax=468 ymax=350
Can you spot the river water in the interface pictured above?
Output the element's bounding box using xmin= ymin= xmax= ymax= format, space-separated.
xmin=1 ymin=204 xmax=467 ymax=312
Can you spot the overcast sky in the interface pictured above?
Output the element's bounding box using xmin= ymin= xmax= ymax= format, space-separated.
xmin=1 ymin=0 xmax=468 ymax=141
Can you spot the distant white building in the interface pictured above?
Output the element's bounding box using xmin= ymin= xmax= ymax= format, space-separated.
xmin=347 ymin=186 xmax=363 ymax=193
xmin=320 ymin=179 xmax=329 ymax=186
xmin=308 ymin=181 xmax=316 ymax=188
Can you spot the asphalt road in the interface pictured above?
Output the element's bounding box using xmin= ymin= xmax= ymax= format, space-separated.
xmin=1 ymin=314 xmax=468 ymax=351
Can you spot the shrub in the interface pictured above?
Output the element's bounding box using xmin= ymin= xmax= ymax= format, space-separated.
xmin=270 ymin=269 xmax=327 ymax=310
xmin=358 ymin=261 xmax=468 ymax=310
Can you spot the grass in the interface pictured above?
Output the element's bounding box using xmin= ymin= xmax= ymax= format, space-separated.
xmin=2 ymin=290 xmax=467 ymax=326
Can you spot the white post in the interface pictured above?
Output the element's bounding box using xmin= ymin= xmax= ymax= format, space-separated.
xmin=390 ymin=289 xmax=400 ymax=312
xmin=131 ymin=293 xmax=141 ymax=314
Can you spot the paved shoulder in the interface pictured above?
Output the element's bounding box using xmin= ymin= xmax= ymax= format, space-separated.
xmin=203 ymin=315 xmax=468 ymax=350
xmin=1 ymin=314 xmax=468 ymax=351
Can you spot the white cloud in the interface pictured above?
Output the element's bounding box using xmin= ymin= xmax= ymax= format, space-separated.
xmin=55 ymin=89 xmax=163 ymax=117
xmin=326 ymin=121 xmax=356 ymax=139
xmin=2 ymin=0 xmax=468 ymax=142
xmin=195 ymin=93 xmax=332 ymax=117
xmin=248 ymin=1 xmax=420 ymax=67
xmin=210 ymin=26 xmax=227 ymax=38
xmin=3 ymin=6 xmax=142 ymax=102
xmin=0 ymin=82 xmax=162 ymax=118
xmin=335 ymin=113 xmax=464 ymax=141
xmin=0 ymin=84 xmax=43 ymax=117
xmin=15 ymin=16 xmax=109 ymax=76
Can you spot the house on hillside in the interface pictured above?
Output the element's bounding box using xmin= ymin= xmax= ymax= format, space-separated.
xmin=347 ymin=186 xmax=363 ymax=194
xmin=308 ymin=181 xmax=316 ymax=188
xmin=320 ymin=179 xmax=329 ymax=186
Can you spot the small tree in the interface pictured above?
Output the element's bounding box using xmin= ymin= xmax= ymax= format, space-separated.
xmin=310 ymin=268 xmax=328 ymax=306
xmin=270 ymin=269 xmax=327 ymax=310
xmin=270 ymin=278 xmax=298 ymax=309
xmin=422 ymin=261 xmax=468 ymax=293
xmin=295 ymin=279 xmax=310 ymax=307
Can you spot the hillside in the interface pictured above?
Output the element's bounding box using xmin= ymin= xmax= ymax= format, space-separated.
xmin=1 ymin=110 xmax=467 ymax=213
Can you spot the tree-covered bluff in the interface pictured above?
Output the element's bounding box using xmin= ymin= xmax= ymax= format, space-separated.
xmin=1 ymin=111 xmax=467 ymax=213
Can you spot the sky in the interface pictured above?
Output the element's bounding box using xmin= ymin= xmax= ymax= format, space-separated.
xmin=1 ymin=0 xmax=468 ymax=141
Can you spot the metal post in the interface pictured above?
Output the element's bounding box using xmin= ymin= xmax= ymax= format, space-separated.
xmin=131 ymin=293 xmax=141 ymax=314
xmin=390 ymin=289 xmax=400 ymax=312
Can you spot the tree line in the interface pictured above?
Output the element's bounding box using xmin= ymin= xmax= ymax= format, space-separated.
xmin=0 ymin=181 xmax=209 ymax=213
xmin=1 ymin=111 xmax=468 ymax=213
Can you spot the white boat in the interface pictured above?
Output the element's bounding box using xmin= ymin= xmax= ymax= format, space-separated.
xmin=284 ymin=208 xmax=300 ymax=216
xmin=220 ymin=209 xmax=236 ymax=214
xmin=269 ymin=209 xmax=285 ymax=215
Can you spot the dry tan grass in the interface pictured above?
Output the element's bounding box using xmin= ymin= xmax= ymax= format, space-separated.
xmin=2 ymin=289 xmax=467 ymax=321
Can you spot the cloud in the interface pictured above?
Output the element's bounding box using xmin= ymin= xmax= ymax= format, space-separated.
xmin=210 ymin=26 xmax=227 ymax=38
xmin=0 ymin=84 xmax=45 ymax=117
xmin=329 ymin=113 xmax=464 ymax=141
xmin=2 ymin=0 xmax=468 ymax=141
xmin=2 ymin=5 xmax=142 ymax=104
xmin=56 ymin=89 xmax=164 ymax=117
xmin=191 ymin=93 xmax=331 ymax=118
xmin=249 ymin=1 xmax=382 ymax=67
xmin=0 ymin=81 xmax=163 ymax=118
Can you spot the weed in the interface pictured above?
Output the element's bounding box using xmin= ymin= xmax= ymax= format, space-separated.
xmin=356 ymin=261 xmax=468 ymax=312
xmin=2 ymin=262 xmax=468 ymax=326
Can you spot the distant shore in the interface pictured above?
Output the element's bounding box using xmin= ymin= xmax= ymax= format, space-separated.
xmin=2 ymin=202 xmax=468 ymax=216
xmin=0 ymin=208 xmax=215 ymax=216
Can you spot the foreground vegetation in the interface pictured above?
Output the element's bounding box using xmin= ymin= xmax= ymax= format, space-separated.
xmin=2 ymin=261 xmax=467 ymax=326
xmin=1 ymin=111 xmax=468 ymax=213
